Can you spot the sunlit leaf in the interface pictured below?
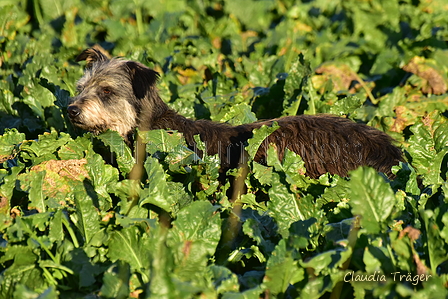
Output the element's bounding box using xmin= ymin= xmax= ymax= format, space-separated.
xmin=348 ymin=167 xmax=396 ymax=234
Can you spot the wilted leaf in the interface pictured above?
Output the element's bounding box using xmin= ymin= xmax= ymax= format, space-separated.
xmin=315 ymin=62 xmax=359 ymax=92
xmin=403 ymin=56 xmax=447 ymax=95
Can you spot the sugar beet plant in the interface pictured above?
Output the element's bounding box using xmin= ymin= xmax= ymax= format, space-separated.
xmin=1 ymin=0 xmax=448 ymax=298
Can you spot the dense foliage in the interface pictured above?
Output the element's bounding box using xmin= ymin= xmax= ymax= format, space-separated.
xmin=1 ymin=0 xmax=448 ymax=298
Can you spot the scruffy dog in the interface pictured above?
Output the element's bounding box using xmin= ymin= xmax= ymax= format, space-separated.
xmin=68 ymin=48 xmax=402 ymax=179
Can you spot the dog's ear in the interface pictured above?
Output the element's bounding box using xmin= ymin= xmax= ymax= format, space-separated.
xmin=76 ymin=46 xmax=109 ymax=68
xmin=125 ymin=61 xmax=160 ymax=99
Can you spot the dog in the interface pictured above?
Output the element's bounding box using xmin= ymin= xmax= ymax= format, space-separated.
xmin=68 ymin=47 xmax=403 ymax=179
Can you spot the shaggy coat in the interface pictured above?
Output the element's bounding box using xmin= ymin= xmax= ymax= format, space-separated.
xmin=68 ymin=48 xmax=403 ymax=178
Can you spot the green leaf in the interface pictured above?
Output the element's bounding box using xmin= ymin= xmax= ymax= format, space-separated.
xmin=252 ymin=162 xmax=273 ymax=185
xmin=267 ymin=172 xmax=320 ymax=238
xmin=48 ymin=210 xmax=64 ymax=242
xmin=141 ymin=129 xmax=201 ymax=174
xmin=21 ymin=81 xmax=56 ymax=119
xmin=225 ymin=0 xmax=275 ymax=31
xmin=299 ymin=247 xmax=351 ymax=276
xmin=263 ymin=239 xmax=304 ymax=295
xmin=96 ymin=130 xmax=135 ymax=175
xmin=242 ymin=217 xmax=276 ymax=253
xmin=267 ymin=173 xmax=304 ymax=237
xmin=100 ymin=262 xmax=131 ymax=299
xmin=19 ymin=131 xmax=72 ymax=164
xmin=0 ymin=246 xmax=46 ymax=297
xmin=407 ymin=113 xmax=448 ymax=187
xmin=165 ymin=145 xmax=199 ymax=174
xmin=13 ymin=285 xmax=59 ymax=299
xmin=328 ymin=96 xmax=362 ymax=117
xmin=390 ymin=162 xmax=420 ymax=196
xmin=107 ymin=226 xmax=151 ymax=283
xmin=141 ymin=129 xmax=185 ymax=154
xmin=390 ymin=231 xmax=413 ymax=273
xmin=167 ymin=201 xmax=221 ymax=281
xmin=139 ymin=156 xmax=176 ymax=212
xmin=288 ymin=218 xmax=318 ymax=250
xmin=364 ymin=245 xmax=387 ymax=273
xmin=146 ymin=224 xmax=200 ymax=299
xmin=72 ymin=183 xmax=101 ymax=245
xmin=85 ymin=153 xmax=119 ymax=205
xmin=208 ymin=265 xmax=240 ymax=294
xmin=246 ymin=122 xmax=280 ymax=160
xmin=219 ymin=102 xmax=258 ymax=125
xmin=18 ymin=170 xmax=46 ymax=212
xmin=0 ymin=128 xmax=25 ymax=158
xmin=282 ymin=54 xmax=312 ymax=116
xmin=421 ymin=209 xmax=448 ymax=274
xmin=0 ymin=165 xmax=23 ymax=213
xmin=348 ymin=167 xmax=396 ymax=234
xmin=57 ymin=135 xmax=92 ymax=160
xmin=277 ymin=148 xmax=312 ymax=189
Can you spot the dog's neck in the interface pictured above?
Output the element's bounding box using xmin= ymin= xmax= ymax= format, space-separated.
xmin=147 ymin=108 xmax=252 ymax=147
xmin=149 ymin=108 xmax=202 ymax=134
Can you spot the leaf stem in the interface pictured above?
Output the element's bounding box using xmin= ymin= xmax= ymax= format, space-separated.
xmin=330 ymin=216 xmax=360 ymax=299
xmin=352 ymin=72 xmax=377 ymax=104
xmin=134 ymin=0 xmax=144 ymax=36
xmin=41 ymin=266 xmax=58 ymax=285
xmin=307 ymin=80 xmax=316 ymax=115
xmin=33 ymin=0 xmax=44 ymax=26
xmin=62 ymin=215 xmax=80 ymax=248
xmin=18 ymin=218 xmax=58 ymax=263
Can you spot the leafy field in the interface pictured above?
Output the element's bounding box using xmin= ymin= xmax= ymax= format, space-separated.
xmin=1 ymin=0 xmax=448 ymax=298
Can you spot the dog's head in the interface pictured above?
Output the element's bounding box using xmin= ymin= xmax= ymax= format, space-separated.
xmin=68 ymin=47 xmax=163 ymax=140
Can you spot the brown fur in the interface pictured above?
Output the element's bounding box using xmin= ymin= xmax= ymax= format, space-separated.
xmin=68 ymin=47 xmax=403 ymax=179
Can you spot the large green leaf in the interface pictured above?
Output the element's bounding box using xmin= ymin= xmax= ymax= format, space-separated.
xmin=84 ymin=153 xmax=119 ymax=206
xmin=263 ymin=239 xmax=304 ymax=296
xmin=18 ymin=170 xmax=46 ymax=212
xmin=348 ymin=167 xmax=396 ymax=234
xmin=107 ymin=226 xmax=152 ymax=283
xmin=0 ymin=129 xmax=25 ymax=158
xmin=99 ymin=262 xmax=130 ymax=299
xmin=421 ymin=209 xmax=448 ymax=274
xmin=96 ymin=130 xmax=135 ymax=175
xmin=167 ymin=201 xmax=221 ymax=282
xmin=139 ymin=156 xmax=176 ymax=212
xmin=407 ymin=112 xmax=448 ymax=187
xmin=71 ymin=183 xmax=101 ymax=245
xmin=246 ymin=122 xmax=280 ymax=160
xmin=267 ymin=172 xmax=318 ymax=238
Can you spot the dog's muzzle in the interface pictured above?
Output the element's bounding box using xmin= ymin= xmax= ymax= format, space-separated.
xmin=67 ymin=105 xmax=81 ymax=119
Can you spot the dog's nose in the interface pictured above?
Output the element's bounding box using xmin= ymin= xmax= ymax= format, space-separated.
xmin=67 ymin=105 xmax=81 ymax=118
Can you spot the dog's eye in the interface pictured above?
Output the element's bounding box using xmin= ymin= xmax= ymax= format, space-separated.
xmin=103 ymin=88 xmax=111 ymax=94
